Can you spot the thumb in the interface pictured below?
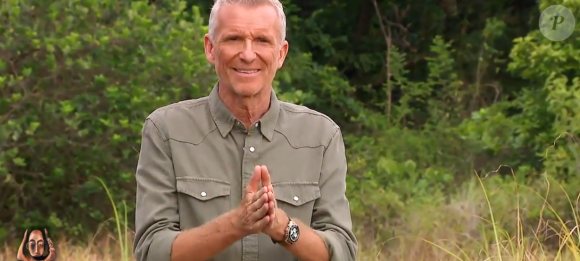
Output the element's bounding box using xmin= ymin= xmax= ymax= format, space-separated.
xmin=246 ymin=165 xmax=262 ymax=192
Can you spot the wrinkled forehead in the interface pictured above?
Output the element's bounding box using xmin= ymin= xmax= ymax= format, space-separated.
xmin=215 ymin=3 xmax=281 ymax=37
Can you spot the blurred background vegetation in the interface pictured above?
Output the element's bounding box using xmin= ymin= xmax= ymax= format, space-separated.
xmin=2 ymin=0 xmax=580 ymax=259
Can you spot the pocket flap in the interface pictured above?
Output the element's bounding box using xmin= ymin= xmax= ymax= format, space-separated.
xmin=176 ymin=177 xmax=231 ymax=201
xmin=274 ymin=183 xmax=321 ymax=207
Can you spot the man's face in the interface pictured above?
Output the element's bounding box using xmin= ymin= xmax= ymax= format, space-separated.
xmin=204 ymin=3 xmax=289 ymax=98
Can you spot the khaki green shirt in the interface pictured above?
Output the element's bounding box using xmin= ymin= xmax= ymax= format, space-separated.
xmin=133 ymin=85 xmax=358 ymax=261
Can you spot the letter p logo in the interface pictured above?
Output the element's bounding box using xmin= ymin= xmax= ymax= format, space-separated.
xmin=550 ymin=15 xmax=565 ymax=30
xmin=539 ymin=5 xmax=575 ymax=41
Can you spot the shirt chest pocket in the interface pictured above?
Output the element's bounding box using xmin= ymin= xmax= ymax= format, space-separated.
xmin=175 ymin=177 xmax=231 ymax=229
xmin=274 ymin=183 xmax=321 ymax=225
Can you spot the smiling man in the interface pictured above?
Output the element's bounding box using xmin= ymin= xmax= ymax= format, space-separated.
xmin=132 ymin=1 xmax=358 ymax=261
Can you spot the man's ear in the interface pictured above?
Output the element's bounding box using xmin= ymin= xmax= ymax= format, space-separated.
xmin=204 ymin=34 xmax=216 ymax=64
xmin=276 ymin=40 xmax=289 ymax=69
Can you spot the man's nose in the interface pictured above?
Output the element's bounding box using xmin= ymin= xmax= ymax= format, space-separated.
xmin=239 ymin=39 xmax=257 ymax=62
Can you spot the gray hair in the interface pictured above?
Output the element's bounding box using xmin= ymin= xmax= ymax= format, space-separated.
xmin=208 ymin=0 xmax=287 ymax=42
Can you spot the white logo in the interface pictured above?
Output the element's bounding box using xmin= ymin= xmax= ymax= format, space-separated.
xmin=539 ymin=5 xmax=575 ymax=41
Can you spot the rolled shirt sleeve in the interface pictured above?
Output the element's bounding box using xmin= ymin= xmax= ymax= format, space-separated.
xmin=133 ymin=114 xmax=182 ymax=261
xmin=312 ymin=127 xmax=358 ymax=261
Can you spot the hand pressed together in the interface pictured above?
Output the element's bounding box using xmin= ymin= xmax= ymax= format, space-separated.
xmin=232 ymin=165 xmax=288 ymax=239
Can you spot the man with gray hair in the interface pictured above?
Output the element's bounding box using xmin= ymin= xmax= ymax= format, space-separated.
xmin=132 ymin=0 xmax=358 ymax=260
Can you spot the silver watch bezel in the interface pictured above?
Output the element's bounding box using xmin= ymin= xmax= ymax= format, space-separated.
xmin=285 ymin=219 xmax=300 ymax=244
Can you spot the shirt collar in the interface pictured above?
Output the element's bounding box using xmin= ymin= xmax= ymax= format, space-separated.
xmin=208 ymin=83 xmax=280 ymax=141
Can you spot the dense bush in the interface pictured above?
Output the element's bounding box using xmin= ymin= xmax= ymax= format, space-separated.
xmin=1 ymin=0 xmax=580 ymax=257
xmin=0 ymin=0 xmax=215 ymax=239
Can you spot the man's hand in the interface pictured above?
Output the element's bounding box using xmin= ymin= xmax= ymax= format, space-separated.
xmin=258 ymin=166 xmax=290 ymax=241
xmin=263 ymin=207 xmax=290 ymax=242
xmin=259 ymin=165 xmax=276 ymax=225
xmin=231 ymin=165 xmax=273 ymax=236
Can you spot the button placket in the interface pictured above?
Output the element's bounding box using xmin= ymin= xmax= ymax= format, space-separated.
xmin=240 ymin=130 xmax=262 ymax=261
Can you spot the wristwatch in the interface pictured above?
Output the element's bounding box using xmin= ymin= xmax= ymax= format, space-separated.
xmin=272 ymin=218 xmax=300 ymax=245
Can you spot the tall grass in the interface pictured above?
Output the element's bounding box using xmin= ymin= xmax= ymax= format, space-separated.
xmin=2 ymin=173 xmax=579 ymax=261
xmin=94 ymin=177 xmax=131 ymax=261
xmin=417 ymin=171 xmax=580 ymax=261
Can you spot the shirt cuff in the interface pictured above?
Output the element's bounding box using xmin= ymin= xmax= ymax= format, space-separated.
xmin=314 ymin=230 xmax=341 ymax=261
xmin=148 ymin=229 xmax=181 ymax=261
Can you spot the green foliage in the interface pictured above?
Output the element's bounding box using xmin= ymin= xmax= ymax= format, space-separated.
xmin=1 ymin=0 xmax=580 ymax=255
xmin=0 ymin=0 xmax=215 ymax=239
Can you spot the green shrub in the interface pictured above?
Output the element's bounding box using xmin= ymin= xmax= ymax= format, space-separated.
xmin=0 ymin=0 xmax=215 ymax=240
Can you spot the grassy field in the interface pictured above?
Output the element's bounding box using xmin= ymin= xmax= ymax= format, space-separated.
xmin=2 ymin=175 xmax=579 ymax=261
xmin=2 ymin=223 xmax=578 ymax=261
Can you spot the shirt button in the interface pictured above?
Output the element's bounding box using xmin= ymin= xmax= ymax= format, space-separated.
xmin=201 ymin=192 xmax=207 ymax=197
xmin=293 ymin=196 xmax=299 ymax=201
xmin=249 ymin=146 xmax=255 ymax=152
xmin=255 ymin=122 xmax=259 ymax=127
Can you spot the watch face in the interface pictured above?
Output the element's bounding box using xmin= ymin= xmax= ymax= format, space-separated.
xmin=288 ymin=224 xmax=300 ymax=243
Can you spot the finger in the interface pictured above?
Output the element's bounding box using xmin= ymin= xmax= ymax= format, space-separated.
xmin=252 ymin=215 xmax=271 ymax=230
xmin=246 ymin=166 xmax=262 ymax=192
xmin=260 ymin=165 xmax=272 ymax=188
xmin=249 ymin=191 xmax=268 ymax=212
xmin=45 ymin=228 xmax=48 ymax=236
xmin=268 ymin=191 xmax=277 ymax=210
xmin=267 ymin=191 xmax=275 ymax=202
xmin=251 ymin=187 xmax=266 ymax=202
xmin=268 ymin=201 xmax=277 ymax=227
xmin=268 ymin=200 xmax=276 ymax=215
xmin=266 ymin=191 xmax=275 ymax=213
xmin=268 ymin=192 xmax=277 ymax=228
xmin=250 ymin=201 xmax=270 ymax=222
